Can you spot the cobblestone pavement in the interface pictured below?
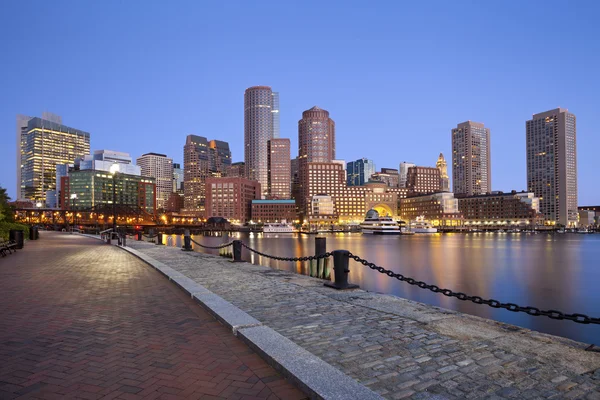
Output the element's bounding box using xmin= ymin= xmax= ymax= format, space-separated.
xmin=0 ymin=233 xmax=307 ymax=400
xmin=126 ymin=239 xmax=600 ymax=400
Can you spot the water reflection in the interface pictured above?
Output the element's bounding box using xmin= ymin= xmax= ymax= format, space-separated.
xmin=161 ymin=232 xmax=600 ymax=344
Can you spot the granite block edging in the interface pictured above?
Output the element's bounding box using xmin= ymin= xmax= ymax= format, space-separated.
xmin=97 ymin=236 xmax=383 ymax=400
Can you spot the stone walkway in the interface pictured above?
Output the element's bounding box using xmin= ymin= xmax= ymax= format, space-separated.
xmin=125 ymin=239 xmax=600 ymax=400
xmin=0 ymin=233 xmax=307 ymax=400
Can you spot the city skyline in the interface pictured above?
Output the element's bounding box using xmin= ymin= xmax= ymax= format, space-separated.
xmin=1 ymin=2 xmax=599 ymax=204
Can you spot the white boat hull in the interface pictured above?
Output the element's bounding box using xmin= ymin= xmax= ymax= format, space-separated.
xmin=362 ymin=228 xmax=401 ymax=235
xmin=412 ymin=228 xmax=437 ymax=233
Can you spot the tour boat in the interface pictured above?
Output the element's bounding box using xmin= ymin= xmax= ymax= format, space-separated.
xmin=410 ymin=216 xmax=437 ymax=233
xmin=262 ymin=221 xmax=297 ymax=233
xmin=360 ymin=210 xmax=401 ymax=235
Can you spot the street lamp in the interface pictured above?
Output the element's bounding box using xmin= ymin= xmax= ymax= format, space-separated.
xmin=110 ymin=163 xmax=119 ymax=232
xmin=70 ymin=193 xmax=77 ymax=227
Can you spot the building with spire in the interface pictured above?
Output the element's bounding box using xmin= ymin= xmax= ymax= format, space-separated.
xmin=436 ymin=153 xmax=450 ymax=192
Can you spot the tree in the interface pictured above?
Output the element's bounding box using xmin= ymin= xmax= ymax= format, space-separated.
xmin=0 ymin=186 xmax=14 ymax=223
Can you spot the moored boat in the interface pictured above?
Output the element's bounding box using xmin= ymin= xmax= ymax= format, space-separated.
xmin=360 ymin=209 xmax=401 ymax=235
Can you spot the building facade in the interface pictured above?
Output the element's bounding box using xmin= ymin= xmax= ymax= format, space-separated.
xmin=457 ymin=191 xmax=542 ymax=228
xmin=227 ymin=162 xmax=246 ymax=178
xmin=244 ymin=86 xmax=275 ymax=197
xmin=267 ymin=138 xmax=291 ymax=199
xmin=272 ymin=92 xmax=280 ymax=139
xmin=399 ymin=192 xmax=463 ymax=227
xmin=452 ymin=121 xmax=491 ymax=196
xmin=205 ymin=177 xmax=261 ymax=224
xmin=526 ymin=108 xmax=578 ymax=227
xmin=398 ymin=162 xmax=416 ymax=188
xmin=406 ymin=166 xmax=442 ymax=194
xmin=347 ymin=158 xmax=376 ymax=186
xmin=370 ymin=168 xmax=399 ymax=188
xmin=209 ymin=140 xmax=232 ymax=176
xmin=20 ymin=117 xmax=90 ymax=204
xmin=298 ymin=106 xmax=335 ymax=214
xmin=136 ymin=153 xmax=173 ymax=210
xmin=183 ymin=135 xmax=210 ymax=215
xmin=251 ymin=199 xmax=296 ymax=223
xmin=173 ymin=163 xmax=183 ymax=192
xmin=80 ymin=150 xmax=141 ymax=175
xmin=436 ymin=153 xmax=450 ymax=192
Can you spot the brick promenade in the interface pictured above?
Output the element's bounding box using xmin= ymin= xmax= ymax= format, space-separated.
xmin=0 ymin=232 xmax=307 ymax=400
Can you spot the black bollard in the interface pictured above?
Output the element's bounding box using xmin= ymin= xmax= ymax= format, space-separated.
xmin=315 ymin=237 xmax=326 ymax=278
xmin=106 ymin=233 xmax=111 ymax=245
xmin=137 ymin=231 xmax=142 ymax=241
xmin=231 ymin=240 xmax=243 ymax=262
xmin=324 ymin=250 xmax=359 ymax=290
xmin=122 ymin=233 xmax=126 ymax=247
xmin=156 ymin=232 xmax=163 ymax=245
xmin=182 ymin=229 xmax=192 ymax=251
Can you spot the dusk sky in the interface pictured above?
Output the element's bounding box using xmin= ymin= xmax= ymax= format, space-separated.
xmin=1 ymin=1 xmax=599 ymax=204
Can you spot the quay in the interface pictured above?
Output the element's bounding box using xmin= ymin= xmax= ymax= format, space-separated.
xmin=2 ymin=233 xmax=600 ymax=400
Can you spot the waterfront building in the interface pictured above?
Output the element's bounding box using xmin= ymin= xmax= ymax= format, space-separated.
xmin=398 ymin=162 xmax=415 ymax=188
xmin=209 ymin=140 xmax=232 ymax=176
xmin=457 ymin=191 xmax=542 ymax=228
xmin=136 ymin=153 xmax=173 ymax=210
xmin=406 ymin=166 xmax=442 ymax=195
xmin=227 ymin=162 xmax=246 ymax=178
xmin=298 ymin=106 xmax=336 ymax=214
xmin=578 ymin=210 xmax=596 ymax=227
xmin=19 ymin=116 xmax=90 ymax=204
xmin=205 ymin=177 xmax=261 ymax=224
xmin=245 ymin=86 xmax=276 ymax=197
xmin=526 ymin=108 xmax=578 ymax=227
xmin=347 ymin=158 xmax=376 ymax=186
xmin=310 ymin=195 xmax=336 ymax=222
xmin=165 ymin=192 xmax=184 ymax=213
xmin=64 ymin=169 xmax=156 ymax=215
xmin=436 ymin=153 xmax=450 ymax=192
xmin=399 ymin=193 xmax=463 ymax=227
xmin=55 ymin=163 xmax=75 ymax=209
xmin=452 ymin=121 xmax=491 ymax=196
xmin=251 ymin=199 xmax=297 ymax=223
xmin=267 ymin=138 xmax=291 ymax=199
xmin=173 ymin=163 xmax=183 ymax=192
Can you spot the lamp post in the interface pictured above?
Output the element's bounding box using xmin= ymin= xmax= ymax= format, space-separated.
xmin=70 ymin=193 xmax=77 ymax=227
xmin=110 ymin=164 xmax=119 ymax=232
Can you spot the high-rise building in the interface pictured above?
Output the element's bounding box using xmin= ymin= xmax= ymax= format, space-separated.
xmin=80 ymin=150 xmax=141 ymax=175
xmin=406 ymin=166 xmax=442 ymax=195
xmin=347 ymin=158 xmax=376 ymax=186
xmin=526 ymin=108 xmax=577 ymax=227
xmin=244 ymin=86 xmax=275 ymax=197
xmin=371 ymin=168 xmax=399 ymax=188
xmin=272 ymin=92 xmax=280 ymax=139
xmin=20 ymin=116 xmax=90 ymax=203
xmin=183 ymin=135 xmax=210 ymax=215
xmin=173 ymin=163 xmax=183 ymax=192
xmin=205 ymin=177 xmax=261 ymax=224
xmin=227 ymin=162 xmax=246 ymax=178
xmin=298 ymin=106 xmax=335 ymax=214
xmin=209 ymin=140 xmax=232 ymax=176
xmin=436 ymin=153 xmax=450 ymax=192
xmin=398 ymin=162 xmax=415 ymax=188
xmin=452 ymin=121 xmax=491 ymax=196
xmin=267 ymin=138 xmax=291 ymax=199
xmin=136 ymin=153 xmax=173 ymax=210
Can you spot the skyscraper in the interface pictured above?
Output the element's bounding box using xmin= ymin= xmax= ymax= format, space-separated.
xmin=398 ymin=162 xmax=415 ymax=188
xmin=183 ymin=135 xmax=210 ymax=214
xmin=452 ymin=121 xmax=491 ymax=196
xmin=136 ymin=153 xmax=173 ymax=210
xmin=20 ymin=116 xmax=90 ymax=203
xmin=436 ymin=153 xmax=450 ymax=192
xmin=272 ymin=92 xmax=280 ymax=139
xmin=298 ymin=106 xmax=335 ymax=214
xmin=267 ymin=138 xmax=291 ymax=199
xmin=209 ymin=140 xmax=232 ymax=175
xmin=173 ymin=163 xmax=183 ymax=192
xmin=526 ymin=108 xmax=577 ymax=227
xmin=347 ymin=158 xmax=376 ymax=186
xmin=244 ymin=86 xmax=274 ymax=197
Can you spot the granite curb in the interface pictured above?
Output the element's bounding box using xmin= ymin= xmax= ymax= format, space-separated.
xmin=81 ymin=234 xmax=384 ymax=400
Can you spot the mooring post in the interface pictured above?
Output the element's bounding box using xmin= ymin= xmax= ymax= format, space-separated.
xmin=315 ymin=237 xmax=326 ymax=278
xmin=324 ymin=250 xmax=359 ymax=290
xmin=231 ymin=240 xmax=243 ymax=262
xmin=122 ymin=231 xmax=126 ymax=247
xmin=182 ymin=229 xmax=192 ymax=251
xmin=156 ymin=232 xmax=163 ymax=245
xmin=137 ymin=231 xmax=142 ymax=241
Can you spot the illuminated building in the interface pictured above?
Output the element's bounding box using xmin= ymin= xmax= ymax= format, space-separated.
xmin=227 ymin=162 xmax=246 ymax=178
xmin=406 ymin=166 xmax=442 ymax=195
xmin=436 ymin=153 xmax=450 ymax=192
xmin=452 ymin=121 xmax=491 ymax=196
xmin=526 ymin=108 xmax=577 ymax=227
xmin=457 ymin=191 xmax=542 ymax=228
xmin=205 ymin=177 xmax=261 ymax=223
xmin=136 ymin=153 xmax=173 ymax=210
xmin=371 ymin=168 xmax=399 ymax=188
xmin=347 ymin=158 xmax=376 ymax=186
xmin=399 ymin=192 xmax=463 ymax=227
xmin=173 ymin=163 xmax=183 ymax=192
xmin=398 ymin=162 xmax=415 ymax=188
xmin=20 ymin=116 xmax=90 ymax=204
xmin=209 ymin=140 xmax=232 ymax=175
xmin=267 ymin=138 xmax=291 ymax=199
xmin=251 ymin=200 xmax=297 ymax=223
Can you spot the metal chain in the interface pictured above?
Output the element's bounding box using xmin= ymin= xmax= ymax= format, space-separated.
xmin=189 ymin=238 xmax=234 ymax=250
xmin=240 ymin=242 xmax=331 ymax=262
xmin=347 ymin=252 xmax=600 ymax=325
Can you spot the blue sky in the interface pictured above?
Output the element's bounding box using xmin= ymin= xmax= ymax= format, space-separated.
xmin=1 ymin=0 xmax=599 ymax=204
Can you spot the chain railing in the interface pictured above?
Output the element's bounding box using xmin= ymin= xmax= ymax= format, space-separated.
xmin=347 ymin=252 xmax=600 ymax=325
xmin=240 ymin=242 xmax=331 ymax=262
xmin=190 ymin=238 xmax=235 ymax=250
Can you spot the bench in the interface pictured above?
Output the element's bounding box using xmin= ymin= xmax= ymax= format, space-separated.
xmin=0 ymin=239 xmax=18 ymax=257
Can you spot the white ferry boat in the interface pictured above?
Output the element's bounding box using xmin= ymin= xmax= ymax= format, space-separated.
xmin=360 ymin=210 xmax=401 ymax=235
xmin=262 ymin=220 xmax=297 ymax=233
xmin=410 ymin=216 xmax=437 ymax=233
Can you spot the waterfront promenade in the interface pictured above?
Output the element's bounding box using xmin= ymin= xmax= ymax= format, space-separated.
xmin=0 ymin=233 xmax=307 ymax=400
xmin=121 ymin=238 xmax=600 ymax=399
